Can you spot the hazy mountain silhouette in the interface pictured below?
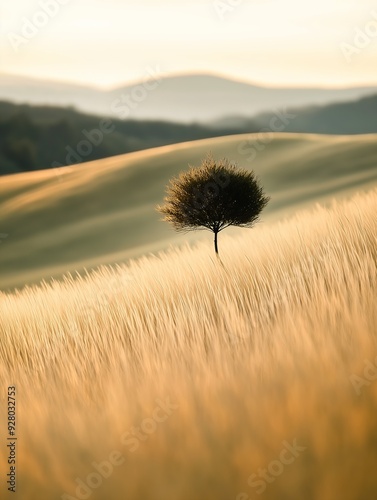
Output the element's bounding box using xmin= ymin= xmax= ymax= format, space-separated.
xmin=1 ymin=72 xmax=377 ymax=123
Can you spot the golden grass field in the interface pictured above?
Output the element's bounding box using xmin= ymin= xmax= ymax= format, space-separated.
xmin=1 ymin=187 xmax=377 ymax=499
xmin=1 ymin=133 xmax=377 ymax=291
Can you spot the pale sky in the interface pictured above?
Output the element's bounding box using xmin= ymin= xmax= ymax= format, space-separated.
xmin=1 ymin=0 xmax=377 ymax=88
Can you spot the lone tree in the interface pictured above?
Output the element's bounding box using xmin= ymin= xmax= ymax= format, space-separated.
xmin=157 ymin=156 xmax=269 ymax=255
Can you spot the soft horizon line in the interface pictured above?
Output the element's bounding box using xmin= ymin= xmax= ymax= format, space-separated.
xmin=1 ymin=70 xmax=377 ymax=93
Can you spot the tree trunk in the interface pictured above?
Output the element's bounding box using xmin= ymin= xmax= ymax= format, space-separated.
xmin=214 ymin=231 xmax=219 ymax=254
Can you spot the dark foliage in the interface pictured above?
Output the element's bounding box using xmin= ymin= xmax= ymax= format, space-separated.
xmin=0 ymin=101 xmax=252 ymax=176
xmin=157 ymin=156 xmax=269 ymax=254
xmin=2 ymin=137 xmax=37 ymax=171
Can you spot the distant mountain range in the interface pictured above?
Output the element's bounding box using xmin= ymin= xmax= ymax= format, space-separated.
xmin=1 ymin=92 xmax=377 ymax=176
xmin=1 ymin=72 xmax=377 ymax=123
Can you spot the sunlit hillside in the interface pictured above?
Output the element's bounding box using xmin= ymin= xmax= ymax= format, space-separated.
xmin=1 ymin=133 xmax=377 ymax=291
xmin=1 ymin=189 xmax=377 ymax=499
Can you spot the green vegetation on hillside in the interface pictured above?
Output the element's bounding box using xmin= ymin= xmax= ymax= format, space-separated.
xmin=254 ymin=93 xmax=377 ymax=135
xmin=0 ymin=101 xmax=248 ymax=175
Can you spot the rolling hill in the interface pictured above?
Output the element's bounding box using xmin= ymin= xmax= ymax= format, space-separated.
xmin=1 ymin=133 xmax=377 ymax=292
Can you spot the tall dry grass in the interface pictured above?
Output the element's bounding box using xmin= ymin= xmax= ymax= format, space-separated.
xmin=1 ymin=189 xmax=377 ymax=499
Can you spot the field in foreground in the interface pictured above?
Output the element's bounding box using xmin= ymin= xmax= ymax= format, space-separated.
xmin=1 ymin=189 xmax=377 ymax=499
xmin=1 ymin=132 xmax=377 ymax=291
